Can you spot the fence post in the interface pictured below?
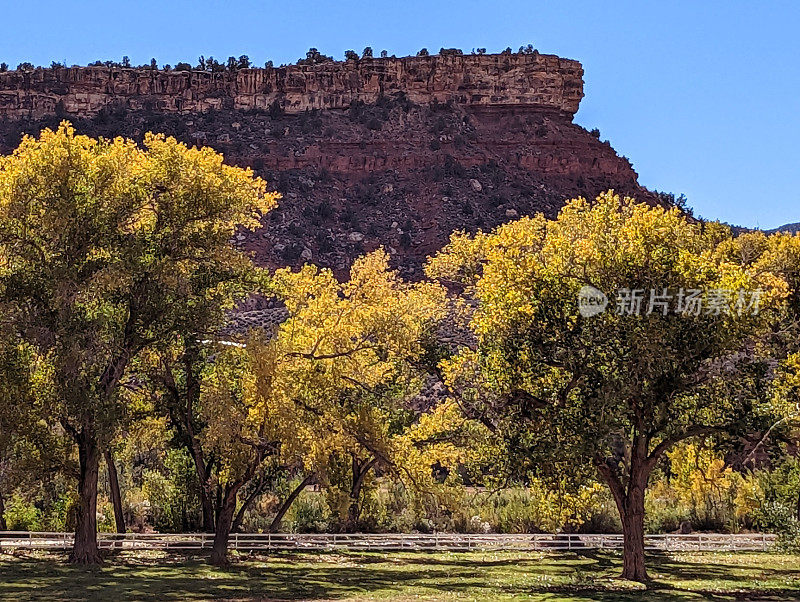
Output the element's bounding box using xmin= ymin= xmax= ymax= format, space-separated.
xmin=567 ymin=534 xmax=572 ymax=551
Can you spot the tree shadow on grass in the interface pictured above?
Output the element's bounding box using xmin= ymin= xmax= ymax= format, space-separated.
xmin=3 ymin=552 xmax=481 ymax=601
xmin=1 ymin=550 xmax=799 ymax=602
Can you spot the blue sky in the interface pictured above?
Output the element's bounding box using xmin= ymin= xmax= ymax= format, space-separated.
xmin=2 ymin=1 xmax=798 ymax=228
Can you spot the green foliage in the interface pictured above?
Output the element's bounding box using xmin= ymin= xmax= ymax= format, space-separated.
xmin=427 ymin=192 xmax=795 ymax=579
xmin=141 ymin=449 xmax=200 ymax=532
xmin=298 ymin=48 xmax=333 ymax=66
xmin=448 ymin=483 xmax=603 ymax=534
xmin=5 ymin=493 xmax=43 ymax=531
xmin=751 ymin=457 xmax=800 ymax=550
xmin=283 ymin=491 xmax=331 ymax=533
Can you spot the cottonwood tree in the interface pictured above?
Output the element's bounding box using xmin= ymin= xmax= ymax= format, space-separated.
xmin=138 ymin=331 xmax=320 ymax=562
xmin=142 ymin=338 xmax=318 ymax=538
xmin=719 ymin=231 xmax=800 ymax=507
xmin=427 ymin=192 xmax=785 ymax=581
xmin=131 ymin=250 xmax=269 ymax=535
xmin=194 ymin=340 xmax=290 ymax=565
xmin=132 ymin=303 xmax=312 ymax=558
xmin=156 ymin=250 xmax=445 ymax=564
xmin=0 ymin=332 xmax=63 ymax=530
xmin=0 ymin=123 xmax=276 ymax=564
xmin=258 ymin=250 xmax=449 ymax=530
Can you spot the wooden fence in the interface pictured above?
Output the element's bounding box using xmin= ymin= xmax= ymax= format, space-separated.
xmin=0 ymin=532 xmax=777 ymax=552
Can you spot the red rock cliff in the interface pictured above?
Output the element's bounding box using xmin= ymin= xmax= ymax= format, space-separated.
xmin=0 ymin=54 xmax=583 ymax=120
xmin=0 ymin=52 xmax=655 ymax=277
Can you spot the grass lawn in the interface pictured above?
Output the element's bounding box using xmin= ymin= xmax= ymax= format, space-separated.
xmin=0 ymin=549 xmax=798 ymax=601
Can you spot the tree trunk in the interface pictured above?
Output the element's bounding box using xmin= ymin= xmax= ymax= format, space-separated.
xmin=104 ymin=449 xmax=125 ymax=535
xmin=620 ymin=477 xmax=648 ymax=582
xmin=796 ymin=488 xmax=800 ymax=523
xmin=215 ymin=484 xmax=223 ymax=524
xmin=71 ymin=430 xmax=102 ymax=565
xmin=210 ymin=485 xmax=240 ymax=566
xmin=201 ymin=498 xmax=215 ymax=532
xmin=347 ymin=456 xmax=377 ymax=529
xmin=195 ymin=461 xmax=215 ymax=533
xmin=0 ymin=491 xmax=6 ymax=531
xmin=595 ymin=439 xmax=651 ymax=583
xmin=232 ymin=477 xmax=265 ymax=534
xmin=269 ymin=475 xmax=313 ymax=533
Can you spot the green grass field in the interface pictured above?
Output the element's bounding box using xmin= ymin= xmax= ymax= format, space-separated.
xmin=1 ymin=550 xmax=798 ymax=601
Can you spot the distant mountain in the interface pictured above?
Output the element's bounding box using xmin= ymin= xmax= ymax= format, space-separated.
xmin=767 ymin=223 xmax=800 ymax=234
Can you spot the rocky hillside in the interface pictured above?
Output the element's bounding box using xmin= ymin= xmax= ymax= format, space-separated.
xmin=769 ymin=223 xmax=800 ymax=234
xmin=0 ymin=53 xmax=657 ymax=277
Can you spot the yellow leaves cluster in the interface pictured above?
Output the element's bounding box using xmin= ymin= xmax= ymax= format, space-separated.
xmin=648 ymin=441 xmax=761 ymax=526
xmin=393 ymin=401 xmax=467 ymax=486
xmin=198 ymin=250 xmax=449 ymax=487
xmin=138 ymin=132 xmax=278 ymax=235
xmin=270 ymin=249 xmax=444 ymax=404
xmin=428 ymin=192 xmax=796 ymax=325
xmin=0 ymin=121 xmax=276 ymax=262
xmin=771 ymin=352 xmax=800 ymax=420
xmin=0 ymin=123 xmax=278 ymax=359
xmin=525 ymin=480 xmax=603 ymax=533
xmin=667 ymin=442 xmax=736 ymax=507
xmin=429 ymin=192 xmax=799 ymax=401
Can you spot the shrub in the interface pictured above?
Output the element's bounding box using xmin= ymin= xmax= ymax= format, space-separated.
xmin=5 ymin=494 xmax=43 ymax=531
xmin=284 ymin=490 xmax=331 ymax=533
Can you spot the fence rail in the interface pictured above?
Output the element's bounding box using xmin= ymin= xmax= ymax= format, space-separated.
xmin=0 ymin=532 xmax=777 ymax=553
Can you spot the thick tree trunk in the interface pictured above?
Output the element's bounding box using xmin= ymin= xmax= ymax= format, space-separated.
xmin=0 ymin=491 xmax=6 ymax=531
xmin=620 ymin=479 xmax=648 ymax=582
xmin=269 ymin=475 xmax=313 ymax=533
xmin=210 ymin=486 xmax=240 ymax=566
xmin=104 ymin=449 xmax=125 ymax=535
xmin=596 ymin=439 xmax=651 ymax=583
xmin=202 ymin=498 xmax=215 ymax=532
xmin=71 ymin=430 xmax=102 ymax=565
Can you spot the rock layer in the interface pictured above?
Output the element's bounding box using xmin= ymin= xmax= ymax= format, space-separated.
xmin=0 ymin=54 xmax=583 ymax=120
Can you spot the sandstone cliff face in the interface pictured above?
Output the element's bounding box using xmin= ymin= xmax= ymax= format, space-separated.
xmin=0 ymin=53 xmax=652 ymax=276
xmin=0 ymin=54 xmax=583 ymax=120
